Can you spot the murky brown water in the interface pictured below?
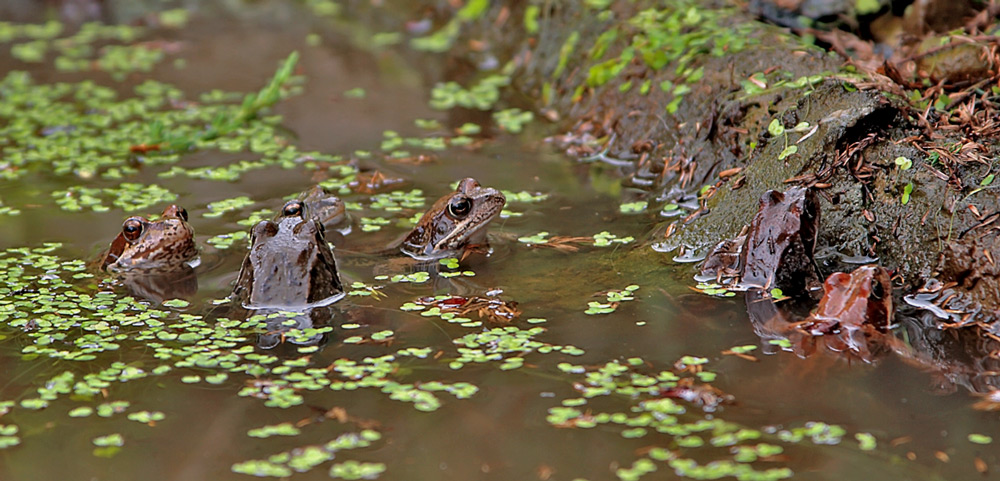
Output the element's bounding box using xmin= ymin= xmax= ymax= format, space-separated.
xmin=0 ymin=2 xmax=998 ymax=481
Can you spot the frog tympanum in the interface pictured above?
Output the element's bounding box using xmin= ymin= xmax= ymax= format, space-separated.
xmin=399 ymin=178 xmax=506 ymax=260
xmin=101 ymin=204 xmax=198 ymax=272
xmin=233 ymin=199 xmax=344 ymax=308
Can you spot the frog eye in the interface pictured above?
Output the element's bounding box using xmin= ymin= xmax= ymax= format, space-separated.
xmin=176 ymin=206 xmax=189 ymax=222
xmin=870 ymin=277 xmax=884 ymax=299
xmin=122 ymin=218 xmax=145 ymax=242
xmin=282 ymin=200 xmax=305 ymax=217
xmin=448 ymin=196 xmax=472 ymax=218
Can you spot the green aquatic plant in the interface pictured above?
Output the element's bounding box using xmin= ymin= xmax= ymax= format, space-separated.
xmin=429 ymin=74 xmax=511 ymax=110
xmin=232 ymin=430 xmax=381 ymax=478
xmin=585 ymin=285 xmax=640 ymax=314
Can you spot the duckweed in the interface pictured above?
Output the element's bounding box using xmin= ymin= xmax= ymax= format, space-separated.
xmin=329 ymin=460 xmax=387 ymax=480
xmin=619 ymin=201 xmax=648 ymax=213
xmin=92 ymin=433 xmax=124 ymax=447
xmin=585 ymin=285 xmax=639 ymax=315
xmin=429 ymin=74 xmax=510 ymax=110
xmin=855 ymin=432 xmax=877 ymax=450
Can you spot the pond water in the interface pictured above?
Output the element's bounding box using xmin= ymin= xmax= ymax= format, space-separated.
xmin=0 ymin=2 xmax=998 ymax=481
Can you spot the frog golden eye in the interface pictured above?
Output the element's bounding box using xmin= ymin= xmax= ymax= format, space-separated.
xmin=176 ymin=206 xmax=189 ymax=222
xmin=282 ymin=200 xmax=305 ymax=217
xmin=448 ymin=196 xmax=472 ymax=218
xmin=122 ymin=218 xmax=145 ymax=242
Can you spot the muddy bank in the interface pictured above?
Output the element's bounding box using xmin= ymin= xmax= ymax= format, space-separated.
xmin=401 ymin=1 xmax=1000 ymax=380
xmin=438 ymin=3 xmax=1000 ymax=321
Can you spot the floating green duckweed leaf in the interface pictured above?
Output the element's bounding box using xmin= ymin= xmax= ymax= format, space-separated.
xmin=429 ymin=75 xmax=510 ymax=110
xmin=68 ymin=406 xmax=94 ymax=417
xmin=329 ymin=460 xmax=387 ymax=480
xmin=593 ymin=231 xmax=634 ymax=246
xmin=371 ymin=330 xmax=393 ymax=341
xmin=53 ymin=184 xmax=177 ymax=212
xmin=0 ymin=435 xmax=20 ymax=449
xmin=694 ymin=282 xmax=736 ymax=297
xmin=248 ymin=423 xmax=301 ymax=438
xmin=231 ymin=460 xmax=293 ymax=477
xmin=585 ymin=286 xmax=639 ymax=314
xmin=162 ymin=299 xmax=189 ymax=308
xmin=619 ymin=201 xmax=647 ymax=213
xmin=855 ymin=432 xmax=877 ymax=450
xmin=968 ymin=433 xmax=993 ymax=445
xmin=20 ymin=398 xmax=48 ymax=410
xmin=360 ymin=217 xmax=391 ymax=232
xmin=728 ymin=345 xmax=757 ymax=354
xmin=127 ymin=410 xmax=165 ymax=424
xmin=234 ymin=431 xmax=381 ymax=477
xmin=493 ymin=108 xmax=534 ymax=133
xmin=518 ymin=232 xmax=550 ymax=244
xmin=348 ymin=281 xmax=385 ymax=298
xmin=206 ymin=230 xmax=248 ymax=249
xmin=390 ymin=272 xmax=430 ymax=283
xmin=96 ymin=401 xmax=130 ymax=417
xmin=205 ymin=196 xmax=255 ymax=218
xmin=93 ymin=433 xmax=124 ymax=447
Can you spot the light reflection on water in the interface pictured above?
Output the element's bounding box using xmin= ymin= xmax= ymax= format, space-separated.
xmin=0 ymin=3 xmax=997 ymax=481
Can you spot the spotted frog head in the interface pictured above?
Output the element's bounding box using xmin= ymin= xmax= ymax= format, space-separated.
xmin=101 ymin=204 xmax=197 ymax=272
xmin=400 ymin=178 xmax=506 ymax=260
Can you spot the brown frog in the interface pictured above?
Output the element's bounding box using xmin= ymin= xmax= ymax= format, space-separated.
xmin=100 ymin=204 xmax=198 ymax=272
xmin=233 ymin=199 xmax=344 ymax=308
xmin=300 ymin=185 xmax=350 ymax=233
xmin=745 ymin=266 xmax=895 ymax=363
xmin=399 ymin=177 xmax=506 ymax=260
xmin=739 ymin=186 xmax=821 ymax=296
xmin=804 ymin=265 xmax=893 ymax=335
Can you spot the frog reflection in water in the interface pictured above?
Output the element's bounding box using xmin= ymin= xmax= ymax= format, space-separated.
xmin=399 ymin=177 xmax=506 ymax=260
xmin=99 ymin=204 xmax=199 ymax=302
xmin=233 ymin=199 xmax=344 ymax=308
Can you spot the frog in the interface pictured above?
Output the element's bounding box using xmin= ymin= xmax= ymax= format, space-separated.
xmin=738 ymin=186 xmax=821 ymax=296
xmin=744 ymin=265 xmax=895 ymax=362
xmin=803 ymin=265 xmax=893 ymax=335
xmin=100 ymin=204 xmax=198 ymax=272
xmin=232 ymin=198 xmax=344 ymax=308
xmin=398 ymin=177 xmax=506 ymax=260
xmin=300 ymin=184 xmax=351 ymax=234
